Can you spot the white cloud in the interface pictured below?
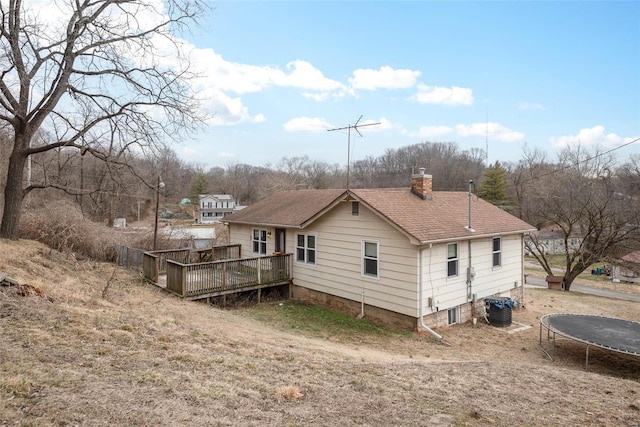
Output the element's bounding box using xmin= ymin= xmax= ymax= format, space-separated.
xmin=550 ymin=125 xmax=638 ymax=148
xmin=416 ymin=126 xmax=454 ymax=138
xmin=518 ymin=101 xmax=546 ymax=111
xmin=284 ymin=117 xmax=334 ymax=132
xmin=356 ymin=117 xmax=395 ymax=132
xmin=280 ymin=60 xmax=345 ymax=91
xmin=413 ymin=84 xmax=474 ymax=106
xmin=301 ymin=92 xmax=333 ymax=102
xmin=216 ymin=152 xmax=236 ymax=159
xmin=201 ymin=89 xmax=265 ymax=126
xmin=349 ymin=66 xmax=421 ymax=90
xmin=455 ymin=122 xmax=524 ymax=142
xmin=186 ymin=49 xmax=350 ymax=123
xmin=189 ymin=50 xmax=344 ymax=96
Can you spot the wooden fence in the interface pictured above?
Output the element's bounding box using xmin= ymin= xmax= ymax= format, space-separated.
xmin=118 ymin=246 xmax=145 ymax=271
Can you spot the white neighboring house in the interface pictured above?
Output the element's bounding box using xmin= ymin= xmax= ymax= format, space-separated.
xmin=611 ymin=251 xmax=640 ymax=284
xmin=524 ymin=230 xmax=582 ymax=255
xmin=198 ymin=194 xmax=236 ymax=224
xmin=164 ymin=226 xmax=216 ymax=249
xmin=224 ymin=169 xmax=535 ymax=330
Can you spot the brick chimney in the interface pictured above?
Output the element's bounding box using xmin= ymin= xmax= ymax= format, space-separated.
xmin=411 ymin=168 xmax=432 ymax=200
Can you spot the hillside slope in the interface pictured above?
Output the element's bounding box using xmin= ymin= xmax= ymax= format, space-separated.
xmin=1 ymin=239 xmax=639 ymax=426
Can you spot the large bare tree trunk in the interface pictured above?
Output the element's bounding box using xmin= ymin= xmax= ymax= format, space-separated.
xmin=0 ymin=144 xmax=27 ymax=239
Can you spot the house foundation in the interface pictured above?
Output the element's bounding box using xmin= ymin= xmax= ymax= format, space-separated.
xmin=292 ymin=283 xmax=527 ymax=332
xmin=292 ymin=284 xmax=481 ymax=332
xmin=292 ymin=285 xmax=419 ymax=330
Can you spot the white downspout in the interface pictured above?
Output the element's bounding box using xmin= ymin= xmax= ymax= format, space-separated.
xmin=357 ymin=289 xmax=365 ymax=319
xmin=419 ymin=245 xmax=443 ymax=340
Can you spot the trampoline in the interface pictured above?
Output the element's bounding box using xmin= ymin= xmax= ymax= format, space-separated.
xmin=539 ymin=313 xmax=640 ymax=370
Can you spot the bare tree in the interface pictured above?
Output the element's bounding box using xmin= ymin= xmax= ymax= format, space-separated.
xmin=616 ymin=154 xmax=640 ymax=197
xmin=0 ymin=127 xmax=12 ymax=216
xmin=265 ymin=156 xmax=311 ymax=192
xmin=0 ymin=0 xmax=204 ymax=239
xmin=523 ymin=146 xmax=640 ymax=291
xmin=507 ymin=145 xmax=551 ymax=221
xmin=350 ymin=142 xmax=485 ymax=190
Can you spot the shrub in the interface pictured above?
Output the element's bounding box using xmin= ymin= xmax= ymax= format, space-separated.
xmin=19 ymin=201 xmax=145 ymax=262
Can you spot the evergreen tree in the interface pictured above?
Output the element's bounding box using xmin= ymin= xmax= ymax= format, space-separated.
xmin=190 ymin=173 xmax=209 ymax=203
xmin=478 ymin=161 xmax=513 ymax=210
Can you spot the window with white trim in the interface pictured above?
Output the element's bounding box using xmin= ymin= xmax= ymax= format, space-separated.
xmin=447 ymin=243 xmax=458 ymax=277
xmin=252 ymin=229 xmax=267 ymax=255
xmin=352 ymin=201 xmax=359 ymax=216
xmin=362 ymin=240 xmax=379 ymax=278
xmin=296 ymin=234 xmax=316 ymax=265
xmin=492 ymin=237 xmax=502 ymax=267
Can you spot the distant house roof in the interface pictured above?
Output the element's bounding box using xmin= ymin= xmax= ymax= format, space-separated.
xmin=622 ymin=251 xmax=640 ymax=264
xmin=199 ymin=194 xmax=235 ymax=201
xmin=224 ymin=188 xmax=535 ymax=244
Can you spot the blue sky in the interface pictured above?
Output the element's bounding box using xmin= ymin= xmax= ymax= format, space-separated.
xmin=177 ymin=1 xmax=640 ymax=169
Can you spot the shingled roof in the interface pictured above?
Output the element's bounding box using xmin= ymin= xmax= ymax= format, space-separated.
xmin=352 ymin=188 xmax=535 ymax=243
xmin=223 ymin=189 xmax=347 ymax=227
xmin=224 ymin=187 xmax=535 ymax=243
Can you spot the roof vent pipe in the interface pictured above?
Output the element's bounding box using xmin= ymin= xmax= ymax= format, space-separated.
xmin=466 ymin=180 xmax=475 ymax=232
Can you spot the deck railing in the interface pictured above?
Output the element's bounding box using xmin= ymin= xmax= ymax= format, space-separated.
xmin=165 ymin=253 xmax=292 ymax=298
xmin=194 ymin=244 xmax=241 ymax=262
xmin=142 ymin=252 xmax=160 ymax=283
xmin=142 ymin=244 xmax=243 ymax=285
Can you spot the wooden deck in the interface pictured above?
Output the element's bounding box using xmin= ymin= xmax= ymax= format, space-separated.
xmin=142 ymin=246 xmax=292 ymax=301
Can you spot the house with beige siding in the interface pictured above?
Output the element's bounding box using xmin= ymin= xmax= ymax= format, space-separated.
xmin=223 ymin=169 xmax=535 ymax=331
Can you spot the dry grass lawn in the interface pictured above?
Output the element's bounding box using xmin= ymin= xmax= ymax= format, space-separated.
xmin=1 ymin=239 xmax=639 ymax=426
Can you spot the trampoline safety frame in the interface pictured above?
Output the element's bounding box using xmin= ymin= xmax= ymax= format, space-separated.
xmin=539 ymin=313 xmax=640 ymax=371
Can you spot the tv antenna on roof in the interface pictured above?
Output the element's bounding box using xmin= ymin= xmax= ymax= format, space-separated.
xmin=328 ymin=115 xmax=380 ymax=189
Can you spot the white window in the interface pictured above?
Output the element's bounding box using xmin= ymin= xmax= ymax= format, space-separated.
xmin=448 ymin=307 xmax=458 ymax=325
xmin=252 ymin=229 xmax=267 ymax=255
xmin=447 ymin=243 xmax=458 ymax=277
xmin=492 ymin=237 xmax=502 ymax=267
xmin=296 ymin=234 xmax=316 ymax=265
xmin=362 ymin=240 xmax=379 ymax=278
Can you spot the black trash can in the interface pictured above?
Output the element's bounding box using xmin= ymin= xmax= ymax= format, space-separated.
xmin=484 ymin=296 xmax=513 ymax=327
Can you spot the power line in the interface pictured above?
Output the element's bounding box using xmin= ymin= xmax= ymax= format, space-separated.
xmin=521 ymin=137 xmax=640 ymax=184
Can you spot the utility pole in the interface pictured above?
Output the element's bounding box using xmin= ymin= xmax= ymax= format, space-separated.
xmin=328 ymin=115 xmax=380 ymax=189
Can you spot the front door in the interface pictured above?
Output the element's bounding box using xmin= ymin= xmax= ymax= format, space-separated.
xmin=275 ymin=228 xmax=286 ymax=254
